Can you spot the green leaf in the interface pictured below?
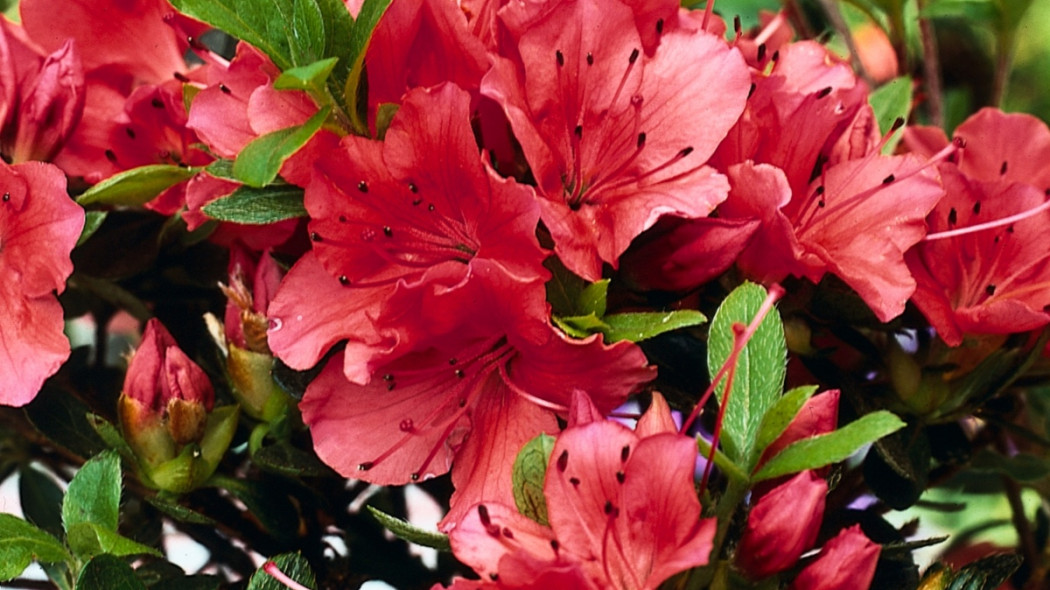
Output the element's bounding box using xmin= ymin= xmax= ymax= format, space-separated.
xmin=545 ymin=257 xmax=590 ymax=317
xmin=274 ymin=57 xmax=338 ymax=93
xmin=86 ymin=413 xmax=138 ymax=464
xmin=602 ymin=310 xmax=707 ymax=343
xmin=166 ymin=0 xmax=296 ymax=70
xmin=512 ymin=434 xmax=555 ymax=526
xmin=343 ymin=0 xmax=393 ymax=133
xmin=0 ymin=513 xmax=71 ymax=582
xmin=252 ymin=442 xmax=336 ymax=478
xmin=365 ymin=506 xmax=451 ymax=551
xmin=753 ymin=410 xmax=906 ymax=481
xmin=23 ymin=385 xmax=107 ymax=458
xmin=919 ymin=0 xmax=997 ymax=20
xmin=752 ymin=385 xmax=819 ymax=466
xmin=77 ymin=211 xmax=108 ymax=246
xmin=205 ymin=159 xmax=236 ymax=180
xmin=945 ymin=553 xmax=1022 ymax=590
xmin=707 ymin=282 xmax=786 ymax=464
xmin=63 ymin=450 xmax=121 ymax=534
xmin=291 ymin=0 xmax=325 ymax=64
xmin=971 ymin=449 xmax=1050 ymax=482
xmin=202 ymin=184 xmax=307 ymax=224
xmin=211 ymin=475 xmax=299 ymax=544
xmin=233 ymin=106 xmax=330 ymax=187
xmin=66 ymin=522 xmax=162 ymax=561
xmin=76 ymin=165 xmax=197 ymax=207
xmin=145 ymin=494 xmax=216 ymax=526
xmin=247 ymin=553 xmax=316 ymax=590
xmin=374 ymin=103 xmax=399 ymax=140
xmin=75 ymin=554 xmax=147 ymax=590
xmin=553 ymin=313 xmax=609 ymax=339
xmin=18 ymin=465 xmax=65 ymax=538
xmin=869 ymin=76 xmax=912 ymax=154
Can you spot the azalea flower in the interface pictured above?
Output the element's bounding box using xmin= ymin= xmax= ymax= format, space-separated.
xmin=735 ymin=470 xmax=827 ymax=579
xmin=299 ymin=274 xmax=654 ymax=529
xmin=269 ymin=82 xmax=548 ymax=382
xmin=904 ymin=108 xmax=1050 ymax=346
xmin=0 ymin=160 xmax=83 ymax=406
xmin=0 ymin=20 xmax=84 ymax=164
xmin=709 ymin=41 xmax=946 ymax=321
xmin=482 ymin=0 xmax=750 ymax=280
xmin=789 ymin=525 xmax=880 ymax=590
xmin=444 ymin=392 xmax=714 ymax=589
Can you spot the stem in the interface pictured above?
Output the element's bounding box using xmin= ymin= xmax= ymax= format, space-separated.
xmin=916 ymin=0 xmax=944 ymax=127
xmin=816 ymin=0 xmax=872 ymax=85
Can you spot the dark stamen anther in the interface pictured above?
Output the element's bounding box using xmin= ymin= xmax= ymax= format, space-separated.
xmin=986 ymin=284 xmax=996 ymax=296
xmin=358 ymin=462 xmax=374 ymax=471
xmin=628 ymin=48 xmax=640 ymax=64
xmin=310 ymin=232 xmax=322 ymax=242
xmin=151 ymin=97 xmax=164 ymax=108
xmin=637 ymin=132 xmax=646 ymax=148
xmin=1000 ymin=161 xmax=1008 ymax=175
xmin=338 ymin=275 xmax=350 ymax=286
xmin=586 ymin=52 xmax=594 ymax=66
xmin=656 ymin=18 xmax=664 ymax=34
xmin=218 ymin=83 xmax=231 ymax=94
xmin=973 ymin=201 xmax=981 ymax=215
xmin=556 ymin=50 xmax=565 ymax=66
xmin=358 ymin=181 xmax=369 ymax=192
xmin=882 ymin=174 xmax=895 ymax=184
xmin=757 ymin=43 xmax=766 ymax=62
xmin=383 ymin=226 xmax=393 ymax=237
xmin=816 ymin=86 xmax=833 ymax=99
xmin=621 ymin=445 xmax=630 ymax=462
xmin=557 ymin=450 xmax=568 ymax=472
xmin=948 ymin=208 xmax=957 ymax=225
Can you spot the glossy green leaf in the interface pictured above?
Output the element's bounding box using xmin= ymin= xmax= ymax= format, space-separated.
xmin=344 ymin=0 xmax=393 ymax=133
xmin=212 ymin=475 xmax=299 ymax=543
xmin=366 ymin=506 xmax=451 ymax=551
xmin=512 ymin=434 xmax=555 ymax=526
xmin=63 ymin=450 xmax=121 ymax=533
xmin=75 ymin=554 xmax=146 ymax=590
xmin=0 ymin=514 xmax=70 ymax=581
xmin=553 ymin=313 xmax=608 ymax=339
xmin=869 ymin=76 xmax=912 ymax=154
xmin=202 ymin=184 xmax=307 ymax=224
xmin=166 ymin=0 xmax=296 ymax=70
xmin=205 ymin=159 xmax=236 ymax=180
xmin=77 ymin=211 xmax=108 ymax=246
xmin=707 ymin=282 xmax=786 ymax=464
xmin=274 ymin=57 xmax=338 ymax=93
xmin=247 ymin=553 xmax=316 ymax=590
xmin=602 ymin=310 xmax=707 ymax=343
xmin=751 ymin=385 xmax=819 ymax=467
xmin=291 ymin=0 xmax=325 ymax=64
xmin=545 ymin=257 xmax=591 ymax=317
xmin=66 ymin=522 xmax=161 ymax=561
xmin=233 ymin=106 xmax=330 ymax=187
xmin=146 ymin=494 xmax=216 ymax=526
xmin=23 ymin=385 xmax=107 ymax=458
xmin=18 ymin=465 xmax=65 ymax=538
xmin=971 ymin=449 xmax=1050 ymax=482
xmin=252 ymin=442 xmax=335 ymax=478
xmin=753 ymin=411 xmax=906 ymax=481
xmin=76 ymin=165 xmax=196 ymax=207
xmin=945 ymin=553 xmax=1022 ymax=590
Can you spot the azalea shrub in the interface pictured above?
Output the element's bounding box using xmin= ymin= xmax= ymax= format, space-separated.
xmin=1 ymin=0 xmax=1049 ymax=589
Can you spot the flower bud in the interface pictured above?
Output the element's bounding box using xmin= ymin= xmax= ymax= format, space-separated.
xmin=220 ymin=247 xmax=294 ymax=422
xmin=10 ymin=39 xmax=84 ymax=163
xmin=118 ymin=319 xmax=237 ymax=492
xmin=736 ymin=470 xmax=827 ymax=579
xmin=790 ymin=525 xmax=880 ymax=590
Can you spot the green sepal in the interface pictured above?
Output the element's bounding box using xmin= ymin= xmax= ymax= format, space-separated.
xmin=75 ymin=554 xmax=147 ymax=590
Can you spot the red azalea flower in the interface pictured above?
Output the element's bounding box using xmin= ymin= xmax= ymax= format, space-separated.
xmin=736 ymin=470 xmax=827 ymax=579
xmin=906 ymin=169 xmax=1050 ymax=346
xmin=268 ymin=82 xmax=549 ymax=382
xmin=483 ymin=0 xmax=750 ymax=280
xmin=0 ymin=20 xmax=85 ymax=164
xmin=366 ymin=0 xmax=489 ymax=125
xmin=21 ymin=0 xmax=200 ymax=86
xmin=299 ymin=274 xmax=654 ymax=529
xmin=904 ymin=109 xmax=1050 ymax=345
xmin=789 ymin=525 xmax=880 ymax=590
xmin=0 ymin=161 xmax=83 ymax=406
xmin=307 ymin=82 xmax=545 ymax=291
xmin=447 ymin=392 xmax=713 ymax=589
xmin=720 ymin=152 xmax=944 ymax=322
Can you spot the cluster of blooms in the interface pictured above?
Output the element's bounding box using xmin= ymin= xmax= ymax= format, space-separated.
xmin=2 ymin=0 xmax=1049 ymax=587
